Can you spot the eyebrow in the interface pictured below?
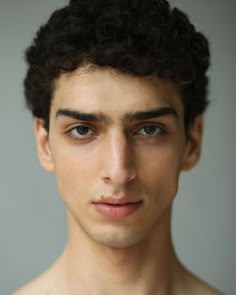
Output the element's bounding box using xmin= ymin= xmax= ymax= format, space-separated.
xmin=124 ymin=107 xmax=178 ymax=122
xmin=56 ymin=109 xmax=111 ymax=123
xmin=55 ymin=107 xmax=178 ymax=123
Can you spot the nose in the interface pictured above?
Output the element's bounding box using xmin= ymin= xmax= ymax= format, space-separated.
xmin=100 ymin=131 xmax=136 ymax=187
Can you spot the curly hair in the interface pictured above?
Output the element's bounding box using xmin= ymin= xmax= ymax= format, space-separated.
xmin=24 ymin=0 xmax=210 ymax=131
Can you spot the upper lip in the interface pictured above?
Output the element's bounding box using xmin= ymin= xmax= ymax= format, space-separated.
xmin=93 ymin=195 xmax=142 ymax=205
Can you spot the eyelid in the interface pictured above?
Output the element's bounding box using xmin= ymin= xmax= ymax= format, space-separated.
xmin=63 ymin=121 xmax=167 ymax=140
xmin=65 ymin=122 xmax=97 ymax=132
xmin=132 ymin=121 xmax=167 ymax=132
xmin=65 ymin=123 xmax=98 ymax=139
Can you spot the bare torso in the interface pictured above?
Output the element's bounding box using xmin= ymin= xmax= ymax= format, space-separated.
xmin=12 ymin=257 xmax=223 ymax=295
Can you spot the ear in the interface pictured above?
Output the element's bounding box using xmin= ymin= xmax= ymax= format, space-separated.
xmin=181 ymin=116 xmax=203 ymax=171
xmin=34 ymin=118 xmax=55 ymax=172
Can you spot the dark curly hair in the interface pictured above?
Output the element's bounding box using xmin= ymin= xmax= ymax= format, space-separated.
xmin=24 ymin=0 xmax=210 ymax=131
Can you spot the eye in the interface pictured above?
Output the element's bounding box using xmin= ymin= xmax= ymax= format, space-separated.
xmin=135 ymin=125 xmax=165 ymax=137
xmin=68 ymin=125 xmax=95 ymax=139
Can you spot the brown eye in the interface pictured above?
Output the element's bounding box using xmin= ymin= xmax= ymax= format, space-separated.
xmin=136 ymin=125 xmax=164 ymax=137
xmin=143 ymin=126 xmax=159 ymax=135
xmin=69 ymin=125 xmax=95 ymax=139
xmin=75 ymin=126 xmax=90 ymax=135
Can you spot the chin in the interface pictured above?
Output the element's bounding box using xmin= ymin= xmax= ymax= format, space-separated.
xmin=87 ymin=224 xmax=150 ymax=249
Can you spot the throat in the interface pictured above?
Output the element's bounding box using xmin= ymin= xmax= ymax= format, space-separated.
xmin=58 ymin=243 xmax=180 ymax=295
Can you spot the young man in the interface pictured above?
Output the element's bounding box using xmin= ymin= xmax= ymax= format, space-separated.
xmin=13 ymin=0 xmax=222 ymax=294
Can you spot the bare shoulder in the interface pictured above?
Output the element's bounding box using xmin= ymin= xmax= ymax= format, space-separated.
xmin=193 ymin=281 xmax=224 ymax=295
xmin=186 ymin=272 xmax=224 ymax=295
xmin=10 ymin=260 xmax=66 ymax=295
xmin=10 ymin=254 xmax=67 ymax=295
xmin=10 ymin=270 xmax=54 ymax=295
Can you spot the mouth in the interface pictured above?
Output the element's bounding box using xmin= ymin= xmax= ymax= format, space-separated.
xmin=92 ymin=196 xmax=143 ymax=219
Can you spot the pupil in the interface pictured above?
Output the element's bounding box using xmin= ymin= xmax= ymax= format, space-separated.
xmin=77 ymin=126 xmax=89 ymax=135
xmin=144 ymin=126 xmax=156 ymax=134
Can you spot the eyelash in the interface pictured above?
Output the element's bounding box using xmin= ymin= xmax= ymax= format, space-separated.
xmin=66 ymin=125 xmax=97 ymax=139
xmin=66 ymin=123 xmax=166 ymax=141
xmin=134 ymin=124 xmax=166 ymax=137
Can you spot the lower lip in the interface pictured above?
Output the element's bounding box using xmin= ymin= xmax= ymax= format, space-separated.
xmin=93 ymin=202 xmax=142 ymax=219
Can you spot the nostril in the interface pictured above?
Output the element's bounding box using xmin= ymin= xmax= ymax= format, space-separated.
xmin=101 ymin=165 xmax=136 ymax=186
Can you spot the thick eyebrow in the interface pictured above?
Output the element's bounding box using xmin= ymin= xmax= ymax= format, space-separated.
xmin=123 ymin=107 xmax=178 ymax=122
xmin=55 ymin=106 xmax=178 ymax=124
xmin=56 ymin=108 xmax=111 ymax=124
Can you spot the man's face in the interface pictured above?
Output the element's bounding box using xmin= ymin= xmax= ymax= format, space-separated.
xmin=35 ymin=67 xmax=202 ymax=248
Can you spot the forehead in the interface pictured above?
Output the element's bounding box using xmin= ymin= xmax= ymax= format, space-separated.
xmin=52 ymin=67 xmax=183 ymax=117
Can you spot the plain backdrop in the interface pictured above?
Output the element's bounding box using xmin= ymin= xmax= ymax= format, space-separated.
xmin=0 ymin=0 xmax=234 ymax=294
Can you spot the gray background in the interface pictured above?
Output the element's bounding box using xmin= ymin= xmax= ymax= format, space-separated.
xmin=0 ymin=0 xmax=234 ymax=294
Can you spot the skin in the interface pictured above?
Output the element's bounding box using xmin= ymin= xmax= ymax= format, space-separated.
xmin=12 ymin=67 xmax=222 ymax=295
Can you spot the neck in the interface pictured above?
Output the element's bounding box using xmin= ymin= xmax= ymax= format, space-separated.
xmin=59 ymin=207 xmax=184 ymax=295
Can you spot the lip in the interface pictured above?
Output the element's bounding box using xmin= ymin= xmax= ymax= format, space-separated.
xmin=92 ymin=196 xmax=143 ymax=219
xmin=95 ymin=195 xmax=141 ymax=205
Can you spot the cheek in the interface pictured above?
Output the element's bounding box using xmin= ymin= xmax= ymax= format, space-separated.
xmin=137 ymin=146 xmax=183 ymax=201
xmin=52 ymin=147 xmax=97 ymax=204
